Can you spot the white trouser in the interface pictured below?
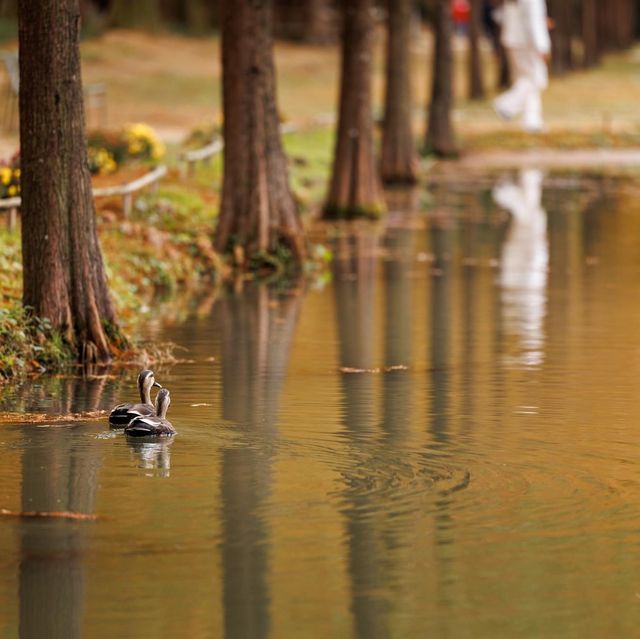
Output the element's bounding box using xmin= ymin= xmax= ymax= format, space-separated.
xmin=495 ymin=48 xmax=548 ymax=131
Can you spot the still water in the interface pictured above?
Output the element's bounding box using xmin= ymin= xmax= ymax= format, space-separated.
xmin=2 ymin=170 xmax=640 ymax=638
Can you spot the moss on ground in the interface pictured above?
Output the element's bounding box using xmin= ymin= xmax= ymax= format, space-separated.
xmin=0 ymin=304 xmax=74 ymax=381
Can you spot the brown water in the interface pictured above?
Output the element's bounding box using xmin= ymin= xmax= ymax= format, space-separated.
xmin=2 ymin=170 xmax=640 ymax=638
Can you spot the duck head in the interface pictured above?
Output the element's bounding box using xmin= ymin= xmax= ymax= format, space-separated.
xmin=138 ymin=369 xmax=162 ymax=403
xmin=155 ymin=388 xmax=171 ymax=418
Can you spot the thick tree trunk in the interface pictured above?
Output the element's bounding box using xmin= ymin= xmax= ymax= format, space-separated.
xmin=425 ymin=0 xmax=457 ymax=157
xmin=380 ymin=0 xmax=418 ymax=184
xmin=18 ymin=0 xmax=119 ymax=364
xmin=215 ymin=0 xmax=305 ymax=270
xmin=323 ymin=0 xmax=384 ymax=219
xmin=467 ymin=0 xmax=484 ymax=99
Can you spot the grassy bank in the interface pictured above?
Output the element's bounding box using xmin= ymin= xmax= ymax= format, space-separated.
xmin=3 ymin=27 xmax=640 ymax=380
xmin=0 ymin=125 xmax=334 ymax=381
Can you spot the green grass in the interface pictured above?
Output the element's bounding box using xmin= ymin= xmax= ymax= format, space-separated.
xmin=283 ymin=126 xmax=334 ymax=212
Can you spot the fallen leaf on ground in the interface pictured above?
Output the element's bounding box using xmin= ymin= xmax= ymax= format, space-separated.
xmin=339 ymin=365 xmax=409 ymax=374
xmin=0 ymin=410 xmax=107 ymax=425
xmin=0 ymin=508 xmax=98 ymax=521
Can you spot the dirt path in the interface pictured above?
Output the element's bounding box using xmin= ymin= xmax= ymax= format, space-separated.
xmin=454 ymin=148 xmax=640 ymax=170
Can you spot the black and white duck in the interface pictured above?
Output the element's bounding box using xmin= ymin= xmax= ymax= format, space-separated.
xmin=125 ymin=388 xmax=176 ymax=437
xmin=109 ymin=369 xmax=162 ymax=427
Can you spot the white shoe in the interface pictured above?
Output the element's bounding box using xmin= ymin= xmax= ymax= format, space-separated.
xmin=493 ymin=100 xmax=513 ymax=122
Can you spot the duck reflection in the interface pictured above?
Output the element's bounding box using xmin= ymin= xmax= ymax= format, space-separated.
xmin=494 ymin=169 xmax=548 ymax=367
xmin=18 ymin=376 xmax=105 ymax=639
xmin=127 ymin=439 xmax=173 ymax=478
xmin=216 ymin=283 xmax=302 ymax=639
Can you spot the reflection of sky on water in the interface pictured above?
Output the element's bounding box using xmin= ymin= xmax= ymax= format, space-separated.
xmin=494 ymin=169 xmax=549 ymax=367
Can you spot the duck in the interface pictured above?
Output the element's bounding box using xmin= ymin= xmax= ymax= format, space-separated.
xmin=125 ymin=388 xmax=176 ymax=437
xmin=109 ymin=369 xmax=162 ymax=427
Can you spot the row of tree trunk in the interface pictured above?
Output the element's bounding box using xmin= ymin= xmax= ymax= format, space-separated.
xmin=548 ymin=0 xmax=638 ymax=73
xmin=17 ymin=0 xmax=640 ymax=365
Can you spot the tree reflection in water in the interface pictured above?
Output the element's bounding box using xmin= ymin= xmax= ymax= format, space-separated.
xmin=332 ymin=224 xmax=393 ymax=639
xmin=215 ymin=283 xmax=302 ymax=639
xmin=18 ymin=375 xmax=105 ymax=639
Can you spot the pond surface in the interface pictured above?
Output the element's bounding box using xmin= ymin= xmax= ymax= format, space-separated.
xmin=2 ymin=170 xmax=640 ymax=638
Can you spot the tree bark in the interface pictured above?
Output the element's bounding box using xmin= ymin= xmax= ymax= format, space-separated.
xmin=215 ymin=0 xmax=305 ymax=270
xmin=582 ymin=0 xmax=599 ymax=68
xmin=548 ymin=0 xmax=573 ymax=74
xmin=323 ymin=0 xmax=384 ymax=219
xmin=380 ymin=0 xmax=418 ymax=184
xmin=184 ymin=0 xmax=212 ymax=35
xmin=18 ymin=0 xmax=120 ymax=364
xmin=467 ymin=0 xmax=484 ymax=99
xmin=425 ymin=0 xmax=457 ymax=157
xmin=303 ymin=0 xmax=337 ymax=43
xmin=274 ymin=0 xmax=338 ymax=43
xmin=484 ymin=1 xmax=511 ymax=90
xmin=109 ymin=0 xmax=161 ymax=29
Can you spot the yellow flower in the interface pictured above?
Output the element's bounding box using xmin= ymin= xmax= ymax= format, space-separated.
xmin=0 ymin=167 xmax=11 ymax=185
xmin=128 ymin=141 xmax=143 ymax=155
xmin=151 ymin=140 xmax=165 ymax=160
xmin=8 ymin=185 xmax=17 ymax=197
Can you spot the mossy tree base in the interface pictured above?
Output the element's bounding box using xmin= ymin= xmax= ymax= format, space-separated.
xmin=322 ymin=202 xmax=384 ymax=221
xmin=214 ymin=0 xmax=306 ymax=273
xmin=323 ymin=0 xmax=385 ymax=222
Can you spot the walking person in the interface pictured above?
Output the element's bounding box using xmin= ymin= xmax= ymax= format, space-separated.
xmin=493 ymin=0 xmax=551 ymax=132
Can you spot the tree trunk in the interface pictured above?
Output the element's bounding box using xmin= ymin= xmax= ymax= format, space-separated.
xmin=467 ymin=0 xmax=484 ymax=99
xmin=380 ymin=0 xmax=418 ymax=184
xmin=425 ymin=0 xmax=457 ymax=157
xmin=303 ymin=0 xmax=337 ymax=43
xmin=323 ymin=0 xmax=384 ymax=219
xmin=109 ymin=0 xmax=161 ymax=29
xmin=548 ymin=0 xmax=573 ymax=74
xmin=184 ymin=0 xmax=212 ymax=35
xmin=496 ymin=39 xmax=511 ymax=89
xmin=215 ymin=0 xmax=305 ymax=270
xmin=582 ymin=0 xmax=599 ymax=67
xmin=275 ymin=0 xmax=338 ymax=43
xmin=18 ymin=0 xmax=120 ymax=364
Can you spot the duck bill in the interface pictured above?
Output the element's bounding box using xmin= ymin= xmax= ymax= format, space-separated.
xmin=153 ymin=381 xmax=162 ymax=389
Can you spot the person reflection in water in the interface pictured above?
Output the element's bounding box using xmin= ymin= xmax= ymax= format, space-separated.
xmin=493 ymin=169 xmax=548 ymax=367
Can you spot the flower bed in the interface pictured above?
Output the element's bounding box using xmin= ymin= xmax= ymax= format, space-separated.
xmin=0 ymin=152 xmax=20 ymax=199
xmin=88 ymin=122 xmax=166 ymax=175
